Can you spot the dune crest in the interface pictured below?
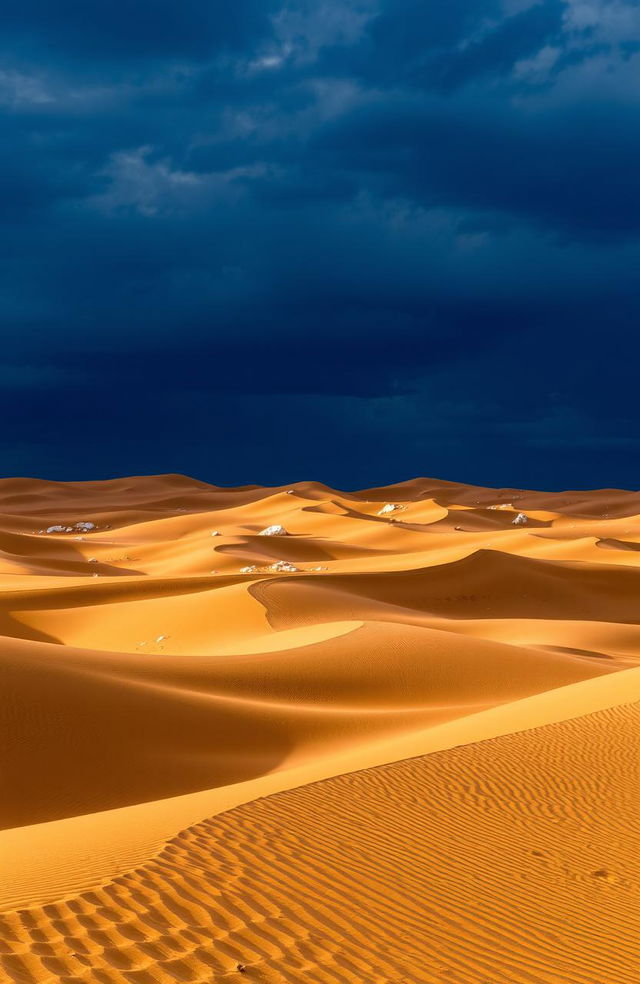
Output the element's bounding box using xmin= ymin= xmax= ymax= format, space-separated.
xmin=1 ymin=474 xmax=638 ymax=982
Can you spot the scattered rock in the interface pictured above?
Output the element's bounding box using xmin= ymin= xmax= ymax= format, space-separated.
xmin=45 ymin=521 xmax=96 ymax=534
xmin=240 ymin=565 xmax=257 ymax=573
xmin=258 ymin=525 xmax=288 ymax=536
xmin=512 ymin=513 xmax=528 ymax=526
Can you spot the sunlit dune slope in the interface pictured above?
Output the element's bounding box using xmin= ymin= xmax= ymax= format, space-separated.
xmin=1 ymin=697 xmax=637 ymax=984
xmin=1 ymin=619 xmax=618 ymax=829
xmin=0 ymin=473 xmax=638 ymax=982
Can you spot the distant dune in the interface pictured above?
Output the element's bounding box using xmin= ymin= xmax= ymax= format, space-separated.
xmin=0 ymin=474 xmax=638 ymax=983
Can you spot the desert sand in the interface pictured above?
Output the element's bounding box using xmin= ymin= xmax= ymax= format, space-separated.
xmin=0 ymin=474 xmax=638 ymax=983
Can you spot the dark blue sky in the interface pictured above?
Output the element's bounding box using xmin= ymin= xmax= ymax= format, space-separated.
xmin=2 ymin=0 xmax=639 ymax=490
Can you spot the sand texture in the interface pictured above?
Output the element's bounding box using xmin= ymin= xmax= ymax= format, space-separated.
xmin=1 ymin=474 xmax=638 ymax=982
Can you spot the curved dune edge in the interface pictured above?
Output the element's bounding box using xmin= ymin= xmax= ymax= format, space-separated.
xmin=2 ymin=664 xmax=640 ymax=913
xmin=1 ymin=698 xmax=637 ymax=984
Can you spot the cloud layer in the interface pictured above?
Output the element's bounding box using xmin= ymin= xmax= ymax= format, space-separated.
xmin=1 ymin=0 xmax=639 ymax=488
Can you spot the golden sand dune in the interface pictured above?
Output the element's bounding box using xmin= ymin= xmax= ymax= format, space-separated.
xmin=2 ymin=700 xmax=636 ymax=984
xmin=0 ymin=474 xmax=638 ymax=982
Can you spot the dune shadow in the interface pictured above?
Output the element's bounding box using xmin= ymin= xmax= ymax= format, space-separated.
xmin=0 ymin=613 xmax=63 ymax=646
xmin=597 ymin=538 xmax=640 ymax=552
xmin=249 ymin=548 xmax=640 ymax=626
xmin=536 ymin=645 xmax=614 ymax=661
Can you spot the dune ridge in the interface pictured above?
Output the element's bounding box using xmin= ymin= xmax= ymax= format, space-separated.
xmin=1 ymin=474 xmax=638 ymax=982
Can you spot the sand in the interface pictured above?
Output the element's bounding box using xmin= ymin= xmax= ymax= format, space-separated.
xmin=0 ymin=474 xmax=638 ymax=982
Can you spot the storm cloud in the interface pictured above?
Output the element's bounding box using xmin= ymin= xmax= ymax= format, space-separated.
xmin=1 ymin=0 xmax=639 ymax=489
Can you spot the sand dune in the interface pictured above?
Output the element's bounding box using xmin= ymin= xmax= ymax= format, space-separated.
xmin=3 ymin=700 xmax=635 ymax=984
xmin=0 ymin=474 xmax=638 ymax=982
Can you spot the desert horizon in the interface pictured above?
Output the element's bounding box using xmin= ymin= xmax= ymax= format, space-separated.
xmin=3 ymin=1 xmax=640 ymax=979
xmin=1 ymin=472 xmax=638 ymax=983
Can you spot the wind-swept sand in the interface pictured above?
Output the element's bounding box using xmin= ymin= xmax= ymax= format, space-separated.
xmin=1 ymin=474 xmax=638 ymax=982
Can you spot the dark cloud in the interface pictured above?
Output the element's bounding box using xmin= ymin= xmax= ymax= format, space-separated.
xmin=313 ymin=94 xmax=640 ymax=237
xmin=427 ymin=2 xmax=564 ymax=90
xmin=2 ymin=1 xmax=276 ymax=62
xmin=368 ymin=0 xmax=501 ymax=62
xmin=363 ymin=0 xmax=564 ymax=91
xmin=0 ymin=0 xmax=639 ymax=488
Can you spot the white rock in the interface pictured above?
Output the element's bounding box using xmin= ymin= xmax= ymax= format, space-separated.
xmin=74 ymin=522 xmax=96 ymax=532
xmin=240 ymin=565 xmax=257 ymax=573
xmin=270 ymin=560 xmax=300 ymax=573
xmin=46 ymin=525 xmax=67 ymax=533
xmin=258 ymin=525 xmax=288 ymax=536
xmin=378 ymin=504 xmax=403 ymax=516
xmin=88 ymin=557 xmax=98 ymax=563
xmin=210 ymin=530 xmax=221 ymax=536
xmin=512 ymin=512 xmax=528 ymax=526
xmin=156 ymin=635 xmax=167 ymax=643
